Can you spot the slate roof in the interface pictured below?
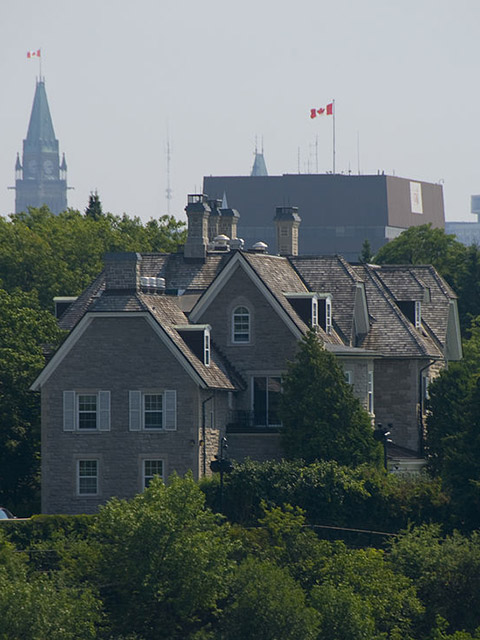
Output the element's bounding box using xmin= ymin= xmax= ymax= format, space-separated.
xmin=59 ymin=253 xmax=230 ymax=332
xmin=289 ymin=254 xmax=364 ymax=344
xmin=353 ymin=264 xmax=444 ymax=358
xmin=240 ymin=252 xmax=343 ymax=344
xmin=371 ymin=265 xmax=456 ymax=349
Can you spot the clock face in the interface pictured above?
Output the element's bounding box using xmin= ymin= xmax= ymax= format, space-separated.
xmin=43 ymin=160 xmax=54 ymax=177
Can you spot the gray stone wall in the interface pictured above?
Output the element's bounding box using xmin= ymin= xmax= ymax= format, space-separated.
xmin=374 ymin=358 xmax=421 ymax=451
xmin=41 ymin=316 xmax=226 ymax=514
xmin=227 ymin=433 xmax=283 ymax=463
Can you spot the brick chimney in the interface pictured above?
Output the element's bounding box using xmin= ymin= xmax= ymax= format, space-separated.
xmin=184 ymin=194 xmax=210 ymax=259
xmin=104 ymin=252 xmax=142 ymax=293
xmin=274 ymin=206 xmax=301 ymax=256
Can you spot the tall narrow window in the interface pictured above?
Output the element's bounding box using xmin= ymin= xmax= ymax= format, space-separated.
xmin=253 ymin=376 xmax=282 ymax=426
xmin=204 ymin=329 xmax=210 ymax=366
xmin=77 ymin=460 xmax=98 ymax=495
xmin=233 ymin=306 xmax=250 ymax=343
xmin=415 ymin=301 xmax=422 ymax=329
xmin=143 ymin=459 xmax=164 ymax=489
xmin=326 ymin=298 xmax=332 ymax=334
xmin=311 ymin=298 xmax=318 ymax=327
xmin=367 ymin=371 xmax=374 ymax=414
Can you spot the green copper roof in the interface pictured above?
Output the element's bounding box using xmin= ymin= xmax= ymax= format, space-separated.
xmin=25 ymin=80 xmax=58 ymax=151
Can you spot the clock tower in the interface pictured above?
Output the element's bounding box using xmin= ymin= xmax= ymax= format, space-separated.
xmin=14 ymin=79 xmax=68 ymax=215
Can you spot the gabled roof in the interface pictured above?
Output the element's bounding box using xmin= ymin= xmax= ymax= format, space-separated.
xmin=33 ymin=290 xmax=237 ymax=392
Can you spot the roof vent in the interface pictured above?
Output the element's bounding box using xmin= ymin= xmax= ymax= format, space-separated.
xmin=229 ymin=238 xmax=245 ymax=251
xmin=250 ymin=241 xmax=268 ymax=254
xmin=140 ymin=276 xmax=166 ymax=293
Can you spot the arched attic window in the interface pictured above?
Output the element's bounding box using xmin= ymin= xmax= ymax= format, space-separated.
xmin=232 ymin=306 xmax=250 ymax=343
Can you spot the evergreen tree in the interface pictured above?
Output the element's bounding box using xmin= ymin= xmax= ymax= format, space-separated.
xmin=84 ymin=190 xmax=103 ymax=220
xmin=280 ymin=329 xmax=381 ymax=467
xmin=359 ymin=238 xmax=373 ymax=263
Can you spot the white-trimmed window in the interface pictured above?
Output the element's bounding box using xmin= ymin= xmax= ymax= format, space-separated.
xmin=77 ymin=459 xmax=98 ymax=495
xmin=129 ymin=390 xmax=176 ymax=431
xmin=204 ymin=328 xmax=211 ymax=366
xmin=232 ymin=306 xmax=250 ymax=343
xmin=344 ymin=370 xmax=353 ymax=385
xmin=143 ymin=459 xmax=164 ymax=489
xmin=367 ymin=371 xmax=374 ymax=414
xmin=415 ymin=301 xmax=422 ymax=329
xmin=312 ymin=298 xmax=318 ymax=327
xmin=326 ymin=298 xmax=332 ymax=334
xmin=63 ymin=391 xmax=110 ymax=432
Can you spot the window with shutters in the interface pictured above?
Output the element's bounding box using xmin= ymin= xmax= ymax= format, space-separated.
xmin=129 ymin=390 xmax=177 ymax=431
xmin=63 ymin=391 xmax=110 ymax=432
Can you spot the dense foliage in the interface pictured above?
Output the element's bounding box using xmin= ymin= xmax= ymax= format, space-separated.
xmin=280 ymin=329 xmax=382 ymax=466
xmin=3 ymin=474 xmax=480 ymax=640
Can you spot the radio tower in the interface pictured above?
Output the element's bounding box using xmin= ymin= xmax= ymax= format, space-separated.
xmin=165 ymin=130 xmax=173 ymax=215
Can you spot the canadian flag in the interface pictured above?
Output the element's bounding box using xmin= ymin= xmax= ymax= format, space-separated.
xmin=27 ymin=49 xmax=41 ymax=59
xmin=310 ymin=102 xmax=333 ymax=118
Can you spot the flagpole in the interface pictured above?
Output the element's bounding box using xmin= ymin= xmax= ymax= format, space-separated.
xmin=332 ymin=99 xmax=336 ymax=174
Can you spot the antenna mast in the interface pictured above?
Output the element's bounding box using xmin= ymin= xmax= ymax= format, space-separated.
xmin=165 ymin=131 xmax=172 ymax=215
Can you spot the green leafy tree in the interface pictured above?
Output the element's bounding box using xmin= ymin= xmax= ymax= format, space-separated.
xmin=374 ymin=224 xmax=465 ymax=284
xmin=219 ymin=556 xmax=320 ymax=640
xmin=426 ymin=319 xmax=480 ymax=527
xmin=86 ymin=474 xmax=235 ymax=640
xmin=0 ymin=529 xmax=101 ymax=639
xmin=0 ymin=288 xmax=63 ymax=513
xmin=280 ymin=329 xmax=381 ymax=466
xmin=390 ymin=525 xmax=480 ymax=635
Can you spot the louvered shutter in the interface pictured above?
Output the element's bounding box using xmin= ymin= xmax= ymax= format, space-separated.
xmin=164 ymin=390 xmax=177 ymax=431
xmin=98 ymin=391 xmax=111 ymax=431
xmin=63 ymin=391 xmax=76 ymax=431
xmin=129 ymin=391 xmax=142 ymax=431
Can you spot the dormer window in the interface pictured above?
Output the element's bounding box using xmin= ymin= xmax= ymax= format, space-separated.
xmin=415 ymin=301 xmax=422 ymax=329
xmin=311 ymin=298 xmax=318 ymax=327
xmin=233 ymin=306 xmax=250 ymax=343
xmin=325 ymin=298 xmax=332 ymax=334
xmin=204 ymin=328 xmax=210 ymax=366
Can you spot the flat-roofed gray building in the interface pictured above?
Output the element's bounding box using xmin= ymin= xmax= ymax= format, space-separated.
xmin=203 ymin=173 xmax=445 ymax=261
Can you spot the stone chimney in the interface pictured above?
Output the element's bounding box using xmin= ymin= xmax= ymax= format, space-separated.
xmin=219 ymin=206 xmax=240 ymax=240
xmin=184 ymin=194 xmax=211 ymax=259
xmin=274 ymin=206 xmax=301 ymax=256
xmin=104 ymin=252 xmax=142 ymax=293
xmin=207 ymin=199 xmax=222 ymax=242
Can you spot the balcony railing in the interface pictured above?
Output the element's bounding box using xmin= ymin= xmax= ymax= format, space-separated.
xmin=226 ymin=410 xmax=282 ymax=433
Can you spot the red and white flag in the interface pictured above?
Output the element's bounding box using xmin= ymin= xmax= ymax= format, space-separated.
xmin=27 ymin=49 xmax=41 ymax=59
xmin=310 ymin=102 xmax=333 ymax=118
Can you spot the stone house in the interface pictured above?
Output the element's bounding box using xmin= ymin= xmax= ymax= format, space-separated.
xmin=31 ymin=194 xmax=462 ymax=513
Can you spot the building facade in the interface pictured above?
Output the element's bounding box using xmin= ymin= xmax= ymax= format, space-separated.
xmin=32 ymin=195 xmax=462 ymax=514
xmin=14 ymin=79 xmax=68 ymax=215
xmin=203 ymin=173 xmax=445 ymax=261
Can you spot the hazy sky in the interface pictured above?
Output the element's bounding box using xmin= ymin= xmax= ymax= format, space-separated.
xmin=1 ymin=0 xmax=479 ymax=223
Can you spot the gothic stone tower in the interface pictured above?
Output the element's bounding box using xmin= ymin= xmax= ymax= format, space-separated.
xmin=14 ymin=79 xmax=67 ymax=215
